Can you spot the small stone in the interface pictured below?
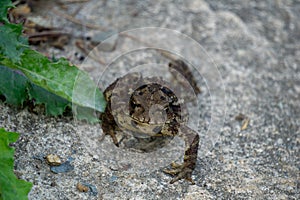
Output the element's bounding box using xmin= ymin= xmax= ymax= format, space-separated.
xmin=109 ymin=175 xmax=118 ymax=183
xmin=45 ymin=154 xmax=62 ymax=166
xmin=77 ymin=183 xmax=89 ymax=193
xmin=76 ymin=182 xmax=98 ymax=196
xmin=92 ymin=155 xmax=99 ymax=160
xmin=50 ymin=160 xmax=74 ymax=173
xmin=35 ymin=163 xmax=41 ymax=169
xmin=50 ymin=182 xmax=57 ymax=187
xmin=87 ymin=184 xmax=98 ymax=196
xmin=276 ymin=138 xmax=283 ymax=145
xmin=235 ymin=113 xmax=247 ymax=121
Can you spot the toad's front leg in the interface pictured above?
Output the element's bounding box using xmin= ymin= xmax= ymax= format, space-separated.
xmin=163 ymin=125 xmax=199 ymax=184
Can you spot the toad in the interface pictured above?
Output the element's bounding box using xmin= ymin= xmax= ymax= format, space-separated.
xmin=101 ymin=60 xmax=200 ymax=184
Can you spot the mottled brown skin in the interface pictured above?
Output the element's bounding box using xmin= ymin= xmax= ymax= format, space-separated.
xmin=101 ymin=61 xmax=200 ymax=184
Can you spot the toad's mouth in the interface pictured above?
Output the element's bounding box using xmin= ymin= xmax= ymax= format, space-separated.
xmin=131 ymin=104 xmax=167 ymax=124
xmin=115 ymin=113 xmax=165 ymax=137
xmin=130 ymin=117 xmax=164 ymax=136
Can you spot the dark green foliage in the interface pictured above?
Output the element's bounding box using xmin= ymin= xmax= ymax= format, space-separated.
xmin=0 ymin=65 xmax=28 ymax=105
xmin=0 ymin=128 xmax=33 ymax=200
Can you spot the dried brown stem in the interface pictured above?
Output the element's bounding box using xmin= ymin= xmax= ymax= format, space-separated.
xmin=27 ymin=31 xmax=70 ymax=38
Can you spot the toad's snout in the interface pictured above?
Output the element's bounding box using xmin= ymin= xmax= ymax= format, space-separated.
xmin=148 ymin=104 xmax=167 ymax=124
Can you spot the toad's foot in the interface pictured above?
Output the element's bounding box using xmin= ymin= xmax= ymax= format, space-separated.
xmin=163 ymin=162 xmax=195 ymax=184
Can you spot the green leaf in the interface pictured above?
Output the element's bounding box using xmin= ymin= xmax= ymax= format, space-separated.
xmin=0 ymin=23 xmax=28 ymax=63
xmin=0 ymin=0 xmax=28 ymax=63
xmin=28 ymin=83 xmax=71 ymax=116
xmin=0 ymin=65 xmax=28 ymax=105
xmin=0 ymin=64 xmax=71 ymax=115
xmin=0 ymin=0 xmax=14 ymax=23
xmin=0 ymin=49 xmax=106 ymax=120
xmin=18 ymin=49 xmax=106 ymax=113
xmin=0 ymin=128 xmax=33 ymax=200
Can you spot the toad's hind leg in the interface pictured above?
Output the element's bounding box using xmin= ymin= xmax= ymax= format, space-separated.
xmin=100 ymin=121 xmax=120 ymax=146
xmin=168 ymin=59 xmax=201 ymax=95
xmin=163 ymin=125 xmax=199 ymax=184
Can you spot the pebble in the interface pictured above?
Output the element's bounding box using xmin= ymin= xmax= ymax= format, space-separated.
xmin=76 ymin=182 xmax=98 ymax=196
xmin=50 ymin=160 xmax=74 ymax=173
xmin=77 ymin=183 xmax=89 ymax=193
xmin=45 ymin=154 xmax=62 ymax=166
xmin=88 ymin=184 xmax=98 ymax=196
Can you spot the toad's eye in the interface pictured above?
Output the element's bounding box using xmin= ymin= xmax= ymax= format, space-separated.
xmin=130 ymin=103 xmax=144 ymax=116
xmin=160 ymin=87 xmax=173 ymax=96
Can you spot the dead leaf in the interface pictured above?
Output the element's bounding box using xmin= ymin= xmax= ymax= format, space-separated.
xmin=11 ymin=4 xmax=31 ymax=17
xmin=241 ymin=118 xmax=250 ymax=131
